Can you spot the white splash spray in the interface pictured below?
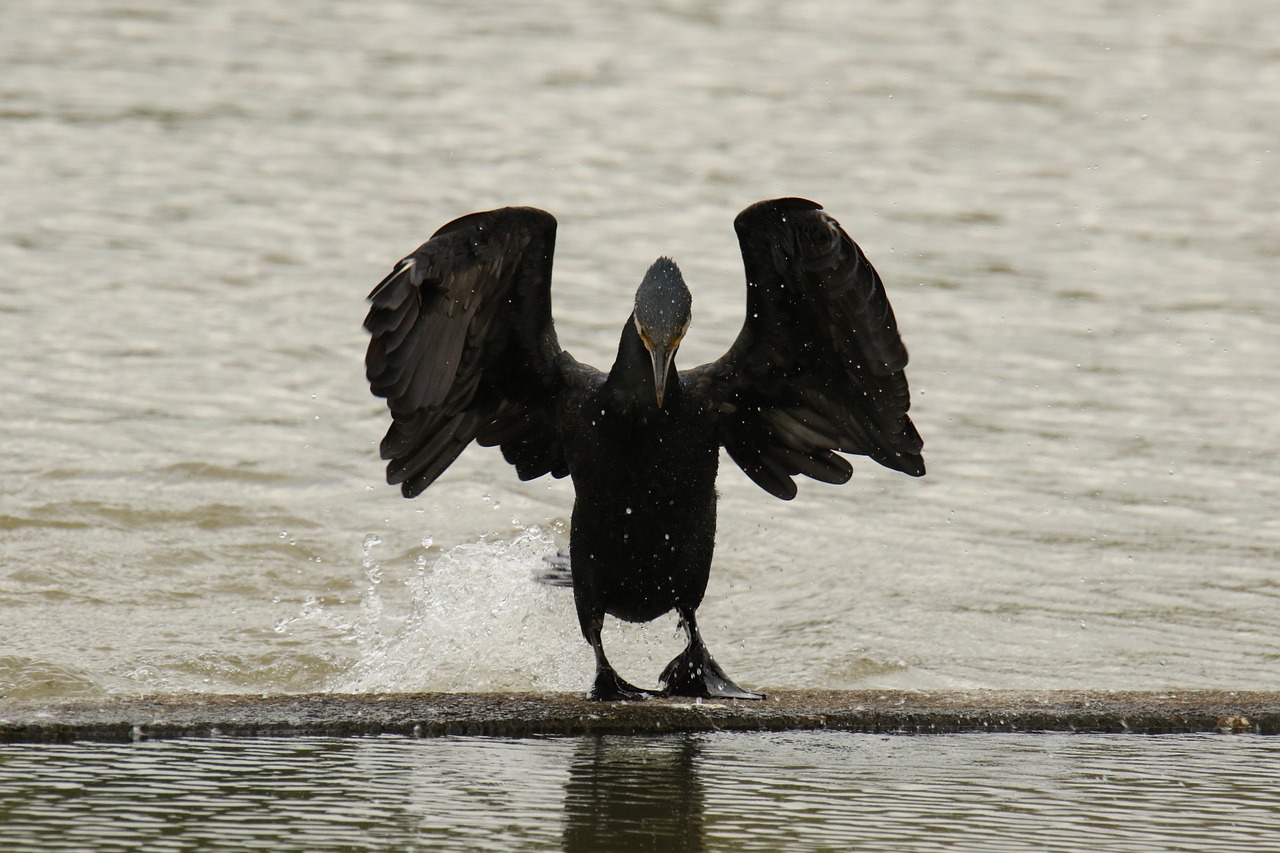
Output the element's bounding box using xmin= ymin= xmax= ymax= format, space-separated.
xmin=332 ymin=527 xmax=593 ymax=693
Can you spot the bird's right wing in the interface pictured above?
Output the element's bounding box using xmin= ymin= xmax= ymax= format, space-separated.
xmin=363 ymin=207 xmax=570 ymax=497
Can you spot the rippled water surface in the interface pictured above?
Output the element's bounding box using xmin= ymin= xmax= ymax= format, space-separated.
xmin=4 ymin=0 xmax=1277 ymax=701
xmin=2 ymin=0 xmax=1278 ymax=843
xmin=3 ymin=732 xmax=1280 ymax=851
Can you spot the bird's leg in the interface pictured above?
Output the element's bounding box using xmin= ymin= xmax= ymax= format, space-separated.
xmin=659 ymin=610 xmax=765 ymax=700
xmin=586 ymin=619 xmax=655 ymax=701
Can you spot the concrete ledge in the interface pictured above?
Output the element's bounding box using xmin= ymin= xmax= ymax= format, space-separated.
xmin=2 ymin=690 xmax=1277 ymax=743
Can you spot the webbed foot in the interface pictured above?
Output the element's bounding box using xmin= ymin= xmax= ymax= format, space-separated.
xmin=534 ymin=548 xmax=573 ymax=588
xmin=659 ymin=646 xmax=765 ymax=700
xmin=589 ymin=666 xmax=657 ymax=702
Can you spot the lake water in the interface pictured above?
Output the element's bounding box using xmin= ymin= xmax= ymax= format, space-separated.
xmin=2 ymin=0 xmax=1278 ymax=847
xmin=4 ymin=732 xmax=1280 ymax=851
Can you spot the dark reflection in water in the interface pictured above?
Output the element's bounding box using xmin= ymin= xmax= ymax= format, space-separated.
xmin=563 ymin=735 xmax=704 ymax=852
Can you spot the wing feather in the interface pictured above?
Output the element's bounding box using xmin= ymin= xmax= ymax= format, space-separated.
xmin=363 ymin=207 xmax=568 ymax=497
xmin=687 ymin=198 xmax=924 ymax=500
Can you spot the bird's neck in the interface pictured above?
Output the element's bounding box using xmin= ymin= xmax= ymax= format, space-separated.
xmin=603 ymin=315 xmax=677 ymax=417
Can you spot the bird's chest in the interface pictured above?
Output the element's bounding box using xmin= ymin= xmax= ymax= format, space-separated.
xmin=561 ymin=392 xmax=719 ymax=506
xmin=562 ymin=392 xmax=720 ymax=597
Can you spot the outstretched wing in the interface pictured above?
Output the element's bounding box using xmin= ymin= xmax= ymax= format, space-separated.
xmin=687 ymin=197 xmax=924 ymax=500
xmin=363 ymin=207 xmax=570 ymax=498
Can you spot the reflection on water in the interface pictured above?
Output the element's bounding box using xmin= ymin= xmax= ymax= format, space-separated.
xmin=563 ymin=736 xmax=704 ymax=852
xmin=2 ymin=732 xmax=1279 ymax=851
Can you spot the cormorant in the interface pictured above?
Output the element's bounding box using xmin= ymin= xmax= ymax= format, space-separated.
xmin=363 ymin=198 xmax=924 ymax=701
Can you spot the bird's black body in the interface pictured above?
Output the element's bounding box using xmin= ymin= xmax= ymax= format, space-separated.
xmin=364 ymin=198 xmax=924 ymax=700
xmin=562 ymin=319 xmax=720 ymax=626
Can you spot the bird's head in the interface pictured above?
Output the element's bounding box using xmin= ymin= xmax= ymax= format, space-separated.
xmin=632 ymin=257 xmax=692 ymax=408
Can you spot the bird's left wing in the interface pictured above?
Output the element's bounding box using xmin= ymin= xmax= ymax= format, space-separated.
xmin=363 ymin=207 xmax=569 ymax=497
xmin=686 ymin=198 xmax=924 ymax=500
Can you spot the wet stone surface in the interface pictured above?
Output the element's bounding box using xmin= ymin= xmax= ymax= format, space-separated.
xmin=2 ymin=691 xmax=1278 ymax=743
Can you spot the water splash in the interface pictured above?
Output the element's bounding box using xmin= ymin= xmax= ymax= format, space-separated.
xmin=332 ymin=527 xmax=593 ymax=694
xmin=359 ymin=533 xmax=384 ymax=641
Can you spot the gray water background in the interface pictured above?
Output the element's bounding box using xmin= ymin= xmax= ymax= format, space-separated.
xmin=4 ymin=0 xmax=1277 ymax=700
xmin=4 ymin=0 xmax=1279 ymax=848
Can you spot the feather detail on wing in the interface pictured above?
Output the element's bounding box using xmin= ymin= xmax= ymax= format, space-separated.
xmin=688 ymin=198 xmax=924 ymax=500
xmin=363 ymin=207 xmax=569 ymax=497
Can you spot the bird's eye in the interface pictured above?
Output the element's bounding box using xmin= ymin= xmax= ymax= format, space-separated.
xmin=673 ymin=322 xmax=689 ymax=348
xmin=633 ymin=316 xmax=652 ymax=349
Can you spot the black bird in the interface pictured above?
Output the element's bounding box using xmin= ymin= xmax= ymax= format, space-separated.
xmin=363 ymin=198 xmax=924 ymax=701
